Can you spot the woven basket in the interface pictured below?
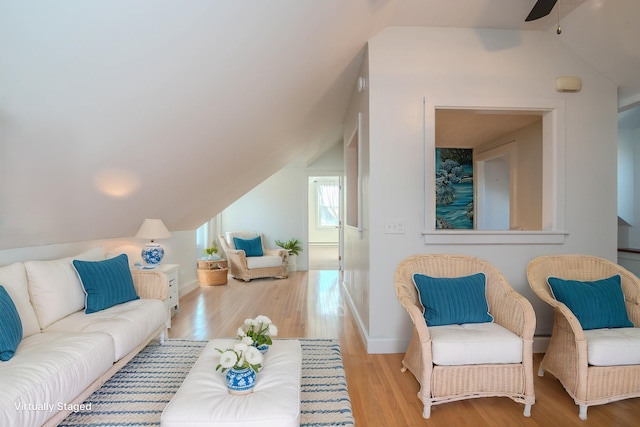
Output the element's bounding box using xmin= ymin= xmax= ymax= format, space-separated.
xmin=198 ymin=266 xmax=228 ymax=286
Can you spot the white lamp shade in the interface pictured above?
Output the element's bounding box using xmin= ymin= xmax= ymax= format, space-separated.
xmin=135 ymin=219 xmax=171 ymax=241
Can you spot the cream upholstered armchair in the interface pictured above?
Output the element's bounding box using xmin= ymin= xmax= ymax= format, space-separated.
xmin=218 ymin=232 xmax=288 ymax=282
xmin=527 ymin=255 xmax=640 ymax=420
xmin=395 ymin=254 xmax=536 ymax=419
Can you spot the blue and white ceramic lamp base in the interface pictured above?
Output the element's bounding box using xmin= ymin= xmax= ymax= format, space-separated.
xmin=141 ymin=243 xmax=164 ymax=265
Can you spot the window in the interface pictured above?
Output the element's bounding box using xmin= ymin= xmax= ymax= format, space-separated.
xmin=316 ymin=179 xmax=340 ymax=228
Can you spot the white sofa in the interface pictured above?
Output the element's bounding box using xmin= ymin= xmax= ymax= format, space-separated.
xmin=0 ymin=248 xmax=168 ymax=427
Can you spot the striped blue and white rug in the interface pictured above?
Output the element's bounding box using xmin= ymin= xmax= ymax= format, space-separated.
xmin=59 ymin=338 xmax=354 ymax=427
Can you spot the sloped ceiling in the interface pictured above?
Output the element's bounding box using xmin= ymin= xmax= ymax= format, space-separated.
xmin=1 ymin=0 xmax=638 ymax=250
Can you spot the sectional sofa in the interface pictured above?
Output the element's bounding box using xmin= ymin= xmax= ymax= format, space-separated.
xmin=0 ymin=247 xmax=169 ymax=426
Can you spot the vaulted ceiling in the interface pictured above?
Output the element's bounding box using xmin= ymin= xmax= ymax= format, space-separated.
xmin=1 ymin=0 xmax=639 ymax=250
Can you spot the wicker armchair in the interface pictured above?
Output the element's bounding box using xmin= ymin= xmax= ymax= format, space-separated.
xmin=218 ymin=232 xmax=288 ymax=282
xmin=395 ymin=254 xmax=536 ymax=419
xmin=527 ymin=255 xmax=640 ymax=420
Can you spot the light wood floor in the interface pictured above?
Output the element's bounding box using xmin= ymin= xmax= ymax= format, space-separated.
xmin=308 ymin=244 xmax=340 ymax=270
xmin=168 ymin=271 xmax=640 ymax=426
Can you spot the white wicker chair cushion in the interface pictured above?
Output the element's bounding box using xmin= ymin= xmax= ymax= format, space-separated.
xmin=246 ymin=256 xmax=283 ymax=269
xmin=430 ymin=322 xmax=522 ymax=366
xmin=584 ymin=327 xmax=640 ymax=366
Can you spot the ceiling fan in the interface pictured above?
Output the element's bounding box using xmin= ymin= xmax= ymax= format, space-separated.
xmin=525 ymin=0 xmax=557 ymax=21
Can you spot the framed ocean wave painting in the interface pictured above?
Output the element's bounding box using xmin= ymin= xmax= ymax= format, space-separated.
xmin=435 ymin=148 xmax=474 ymax=229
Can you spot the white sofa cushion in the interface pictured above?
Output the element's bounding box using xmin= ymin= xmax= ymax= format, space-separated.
xmin=246 ymin=256 xmax=284 ymax=269
xmin=584 ymin=327 xmax=640 ymax=366
xmin=25 ymin=247 xmax=105 ymax=329
xmin=0 ymin=332 xmax=113 ymax=427
xmin=0 ymin=263 xmax=41 ymax=338
xmin=430 ymin=322 xmax=523 ymax=366
xmin=44 ymin=299 xmax=166 ymax=361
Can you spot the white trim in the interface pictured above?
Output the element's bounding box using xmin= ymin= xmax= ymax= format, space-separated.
xmin=345 ymin=113 xmax=363 ymax=235
xmin=422 ymin=230 xmax=567 ymax=245
xmin=357 ymin=112 xmax=364 ymax=233
xmin=533 ymin=336 xmax=551 ymax=354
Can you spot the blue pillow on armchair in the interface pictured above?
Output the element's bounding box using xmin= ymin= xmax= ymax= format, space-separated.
xmin=412 ymin=272 xmax=494 ymax=326
xmin=233 ymin=236 xmax=264 ymax=257
xmin=73 ymin=254 xmax=140 ymax=314
xmin=547 ymin=275 xmax=633 ymax=330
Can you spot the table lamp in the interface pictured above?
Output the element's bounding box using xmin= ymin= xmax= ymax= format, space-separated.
xmin=135 ymin=219 xmax=171 ymax=265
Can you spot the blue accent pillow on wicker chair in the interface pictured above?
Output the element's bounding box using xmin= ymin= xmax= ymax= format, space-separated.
xmin=0 ymin=285 xmax=23 ymax=361
xmin=73 ymin=254 xmax=140 ymax=314
xmin=412 ymin=272 xmax=494 ymax=326
xmin=547 ymin=275 xmax=633 ymax=330
xmin=233 ymin=236 xmax=264 ymax=257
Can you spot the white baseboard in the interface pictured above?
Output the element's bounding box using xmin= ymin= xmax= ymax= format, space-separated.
xmin=533 ymin=336 xmax=550 ymax=353
xmin=341 ymin=281 xmax=369 ymax=347
xmin=179 ymin=280 xmax=199 ymax=298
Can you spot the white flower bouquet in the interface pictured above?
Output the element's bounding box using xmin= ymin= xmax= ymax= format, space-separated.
xmin=237 ymin=315 xmax=278 ymax=348
xmin=215 ymin=342 xmax=264 ymax=373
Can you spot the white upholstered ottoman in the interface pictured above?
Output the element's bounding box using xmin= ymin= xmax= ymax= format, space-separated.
xmin=161 ymin=339 xmax=301 ymax=427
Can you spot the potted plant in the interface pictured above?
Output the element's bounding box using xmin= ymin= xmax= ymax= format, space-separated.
xmin=275 ymin=238 xmax=303 ymax=272
xmin=203 ymin=242 xmax=220 ymax=260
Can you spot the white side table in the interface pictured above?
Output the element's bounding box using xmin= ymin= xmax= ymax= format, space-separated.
xmin=159 ymin=264 xmax=180 ymax=315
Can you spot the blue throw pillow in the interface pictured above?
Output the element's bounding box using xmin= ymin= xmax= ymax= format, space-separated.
xmin=547 ymin=275 xmax=633 ymax=330
xmin=73 ymin=254 xmax=140 ymax=314
xmin=0 ymin=285 xmax=23 ymax=361
xmin=233 ymin=236 xmax=264 ymax=257
xmin=412 ymin=272 xmax=494 ymax=326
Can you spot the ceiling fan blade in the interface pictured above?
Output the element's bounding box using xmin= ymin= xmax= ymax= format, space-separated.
xmin=525 ymin=0 xmax=558 ymax=21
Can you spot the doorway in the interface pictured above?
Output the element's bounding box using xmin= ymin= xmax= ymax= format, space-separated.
xmin=308 ymin=176 xmax=341 ymax=270
xmin=475 ymin=141 xmax=516 ymax=230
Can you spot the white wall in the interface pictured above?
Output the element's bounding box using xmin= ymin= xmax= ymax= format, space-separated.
xmin=343 ymin=48 xmax=371 ymax=344
xmin=345 ymin=27 xmax=618 ymax=353
xmin=617 ymin=127 xmax=635 ymax=227
xmin=618 ymin=126 xmax=640 ymax=248
xmin=0 ymin=230 xmax=199 ymax=297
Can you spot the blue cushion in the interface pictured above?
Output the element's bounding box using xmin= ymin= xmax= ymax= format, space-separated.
xmin=73 ymin=254 xmax=140 ymax=314
xmin=233 ymin=236 xmax=264 ymax=257
xmin=412 ymin=272 xmax=494 ymax=326
xmin=0 ymin=285 xmax=23 ymax=361
xmin=547 ymin=275 xmax=634 ymax=330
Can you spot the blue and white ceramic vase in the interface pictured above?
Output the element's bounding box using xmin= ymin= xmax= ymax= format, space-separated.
xmin=255 ymin=343 xmax=269 ymax=354
xmin=225 ymin=367 xmax=256 ymax=395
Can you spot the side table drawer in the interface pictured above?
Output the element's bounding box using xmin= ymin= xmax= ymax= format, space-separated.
xmin=166 ymin=270 xmax=179 ymax=311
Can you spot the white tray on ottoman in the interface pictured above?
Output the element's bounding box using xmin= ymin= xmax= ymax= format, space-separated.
xmin=161 ymin=338 xmax=302 ymax=427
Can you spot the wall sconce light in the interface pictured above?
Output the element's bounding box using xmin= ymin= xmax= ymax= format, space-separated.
xmin=135 ymin=219 xmax=171 ymax=265
xmin=556 ymin=76 xmax=582 ymax=93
